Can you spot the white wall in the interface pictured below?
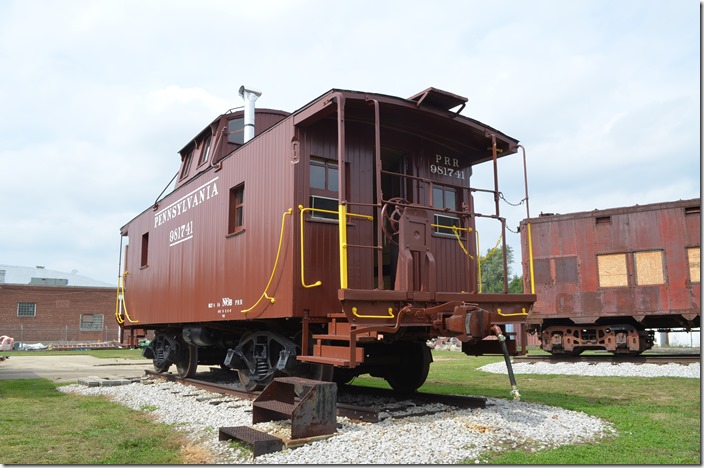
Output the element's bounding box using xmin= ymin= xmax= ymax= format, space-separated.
xmin=652 ymin=329 xmax=701 ymax=347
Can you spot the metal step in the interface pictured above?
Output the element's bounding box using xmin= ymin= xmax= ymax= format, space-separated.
xmin=253 ymin=399 xmax=295 ymax=417
xmin=296 ymin=355 xmax=355 ymax=366
xmin=218 ymin=426 xmax=283 ymax=457
xmin=252 ymin=377 xmax=337 ymax=439
xmin=312 ymin=333 xmax=376 ymax=342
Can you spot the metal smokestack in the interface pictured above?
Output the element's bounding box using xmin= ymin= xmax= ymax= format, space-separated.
xmin=238 ymin=85 xmax=262 ymax=143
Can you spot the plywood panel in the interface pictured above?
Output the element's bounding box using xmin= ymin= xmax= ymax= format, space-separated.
xmin=688 ymin=247 xmax=700 ymax=283
xmin=597 ymin=254 xmax=628 ymax=287
xmin=635 ymin=251 xmax=664 ymax=285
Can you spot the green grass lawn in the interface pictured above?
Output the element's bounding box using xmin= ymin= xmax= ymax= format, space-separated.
xmin=0 ymin=349 xmax=699 ymax=464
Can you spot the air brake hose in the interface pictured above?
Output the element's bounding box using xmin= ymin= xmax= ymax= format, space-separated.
xmin=491 ymin=325 xmax=521 ymax=401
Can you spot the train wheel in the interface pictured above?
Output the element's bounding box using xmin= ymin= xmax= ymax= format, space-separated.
xmin=151 ymin=332 xmax=176 ymax=373
xmin=384 ymin=342 xmax=432 ymax=393
xmin=175 ymin=342 xmax=198 ymax=378
xmin=237 ymin=368 xmax=272 ymax=392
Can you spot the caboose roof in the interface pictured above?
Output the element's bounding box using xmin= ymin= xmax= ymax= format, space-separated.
xmin=292 ymin=87 xmax=520 ymax=165
xmin=521 ymin=197 xmax=701 ymax=225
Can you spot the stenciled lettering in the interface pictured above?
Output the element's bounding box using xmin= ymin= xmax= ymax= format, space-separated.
xmin=154 ymin=178 xmax=219 ymax=228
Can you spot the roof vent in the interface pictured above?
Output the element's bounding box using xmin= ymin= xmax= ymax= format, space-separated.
xmin=29 ymin=277 xmax=69 ymax=286
xmin=408 ymin=87 xmax=467 ymax=114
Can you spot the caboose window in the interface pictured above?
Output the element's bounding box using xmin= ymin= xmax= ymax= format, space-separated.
xmin=227 ymin=118 xmax=245 ymax=144
xmin=432 ymin=186 xmax=457 ymax=211
xmin=198 ymin=136 xmax=212 ymax=166
xmin=310 ymin=195 xmax=339 ymax=220
xmin=309 ymin=158 xmax=339 ymax=221
xmin=179 ymin=150 xmax=193 ymax=180
xmin=141 ymin=232 xmax=149 ymax=267
xmin=432 ymin=185 xmax=460 ymax=235
xmin=434 ymin=214 xmax=461 ymax=235
xmin=228 ymin=183 xmax=245 ymax=234
xmin=310 ymin=158 xmax=338 ymax=192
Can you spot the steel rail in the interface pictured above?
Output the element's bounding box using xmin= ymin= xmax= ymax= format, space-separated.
xmin=145 ymin=370 xmax=488 ymax=423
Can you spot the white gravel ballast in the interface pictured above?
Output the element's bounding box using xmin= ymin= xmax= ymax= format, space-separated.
xmin=59 ymin=378 xmax=616 ymax=464
xmin=479 ymin=360 xmax=701 ymax=378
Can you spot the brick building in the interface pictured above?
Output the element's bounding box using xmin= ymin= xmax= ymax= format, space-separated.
xmin=0 ymin=265 xmax=117 ymax=347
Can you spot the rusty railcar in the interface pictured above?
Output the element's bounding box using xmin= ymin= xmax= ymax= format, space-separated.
xmin=117 ymin=86 xmax=536 ymax=391
xmin=520 ymin=198 xmax=701 ymax=355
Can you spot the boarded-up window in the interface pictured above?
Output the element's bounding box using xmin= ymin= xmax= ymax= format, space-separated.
xmin=597 ymin=253 xmax=628 ymax=287
xmin=688 ymin=247 xmax=700 ymax=283
xmin=555 ymin=256 xmax=578 ymax=283
xmin=635 ymin=251 xmax=664 ymax=285
xmin=533 ymin=258 xmax=551 ymax=285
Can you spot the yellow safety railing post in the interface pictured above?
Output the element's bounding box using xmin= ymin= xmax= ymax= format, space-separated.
xmin=338 ymin=204 xmax=349 ymax=289
xmin=115 ymin=272 xmax=138 ymax=324
xmin=527 ymin=222 xmax=536 ymax=295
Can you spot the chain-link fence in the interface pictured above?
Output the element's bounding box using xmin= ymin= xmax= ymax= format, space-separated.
xmin=0 ymin=325 xmax=121 ymax=348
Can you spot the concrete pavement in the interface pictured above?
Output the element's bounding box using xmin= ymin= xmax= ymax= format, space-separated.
xmin=0 ymin=354 xmax=154 ymax=383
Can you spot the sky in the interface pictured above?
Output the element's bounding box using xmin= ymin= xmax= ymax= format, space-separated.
xmin=0 ymin=0 xmax=700 ymax=286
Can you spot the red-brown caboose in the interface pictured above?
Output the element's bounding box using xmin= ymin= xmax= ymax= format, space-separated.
xmin=117 ymin=86 xmax=536 ymax=391
xmin=520 ymin=198 xmax=700 ymax=355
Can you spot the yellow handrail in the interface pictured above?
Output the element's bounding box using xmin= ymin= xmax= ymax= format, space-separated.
xmin=114 ymin=272 xmax=138 ymax=324
xmin=352 ymin=306 xmax=395 ymax=319
xmin=242 ymin=208 xmax=293 ymax=314
xmin=430 ymin=223 xmax=475 ymax=258
xmin=497 ymin=307 xmax=529 ymax=317
xmin=298 ymin=206 xmax=324 ymax=288
xmin=298 ymin=205 xmax=373 ymax=289
xmin=527 ymin=222 xmax=536 ymax=295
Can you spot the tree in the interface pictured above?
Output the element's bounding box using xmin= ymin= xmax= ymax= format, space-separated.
xmin=480 ymin=244 xmax=524 ymax=293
